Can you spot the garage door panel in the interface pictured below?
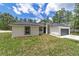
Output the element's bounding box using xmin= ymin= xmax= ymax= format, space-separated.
xmin=61 ymin=29 xmax=69 ymax=36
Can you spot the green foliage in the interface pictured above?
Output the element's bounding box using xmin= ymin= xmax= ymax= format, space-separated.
xmin=53 ymin=8 xmax=73 ymax=25
xmin=0 ymin=13 xmax=16 ymax=30
xmin=40 ymin=19 xmax=53 ymax=23
xmin=28 ymin=19 xmax=36 ymax=23
xmin=0 ymin=12 xmax=38 ymax=30
xmin=53 ymin=8 xmax=65 ymax=23
xmin=74 ymin=3 xmax=79 ymax=29
xmin=28 ymin=19 xmax=34 ymax=22
xmin=71 ymin=32 xmax=79 ymax=35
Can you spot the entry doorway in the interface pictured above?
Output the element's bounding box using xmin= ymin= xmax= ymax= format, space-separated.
xmin=39 ymin=27 xmax=46 ymax=35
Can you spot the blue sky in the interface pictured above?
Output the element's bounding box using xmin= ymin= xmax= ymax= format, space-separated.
xmin=0 ymin=3 xmax=75 ymax=20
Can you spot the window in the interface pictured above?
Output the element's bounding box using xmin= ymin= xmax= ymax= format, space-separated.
xmin=39 ymin=27 xmax=43 ymax=31
xmin=25 ymin=26 xmax=30 ymax=35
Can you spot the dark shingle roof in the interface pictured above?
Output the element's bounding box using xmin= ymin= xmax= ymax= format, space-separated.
xmin=10 ymin=22 xmax=69 ymax=27
xmin=49 ymin=23 xmax=69 ymax=27
xmin=10 ymin=22 xmax=46 ymax=26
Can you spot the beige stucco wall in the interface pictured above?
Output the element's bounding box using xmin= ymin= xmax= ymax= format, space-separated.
xmin=12 ymin=25 xmax=70 ymax=37
xmin=12 ymin=25 xmax=39 ymax=37
xmin=49 ymin=26 xmax=70 ymax=36
xmin=49 ymin=26 xmax=60 ymax=36
xmin=12 ymin=25 xmax=25 ymax=37
xmin=31 ymin=26 xmax=39 ymax=35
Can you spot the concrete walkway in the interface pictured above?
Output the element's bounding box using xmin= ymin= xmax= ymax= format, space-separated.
xmin=50 ymin=34 xmax=79 ymax=41
xmin=60 ymin=35 xmax=79 ymax=41
xmin=0 ymin=30 xmax=12 ymax=33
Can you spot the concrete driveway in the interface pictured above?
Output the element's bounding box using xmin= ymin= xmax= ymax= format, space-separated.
xmin=61 ymin=35 xmax=79 ymax=41
xmin=0 ymin=30 xmax=12 ymax=33
xmin=50 ymin=34 xmax=79 ymax=41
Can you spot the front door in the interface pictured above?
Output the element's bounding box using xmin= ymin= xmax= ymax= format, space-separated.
xmin=44 ymin=27 xmax=46 ymax=33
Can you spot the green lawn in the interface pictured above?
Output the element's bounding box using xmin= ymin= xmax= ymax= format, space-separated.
xmin=71 ymin=32 xmax=79 ymax=35
xmin=0 ymin=33 xmax=79 ymax=56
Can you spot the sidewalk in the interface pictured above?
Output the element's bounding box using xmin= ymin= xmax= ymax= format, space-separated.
xmin=0 ymin=30 xmax=12 ymax=33
xmin=61 ymin=35 xmax=79 ymax=41
xmin=50 ymin=34 xmax=79 ymax=41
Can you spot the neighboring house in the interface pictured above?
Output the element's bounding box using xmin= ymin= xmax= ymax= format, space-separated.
xmin=10 ymin=22 xmax=70 ymax=37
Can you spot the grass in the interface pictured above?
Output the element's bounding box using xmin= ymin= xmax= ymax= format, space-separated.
xmin=71 ymin=32 xmax=79 ymax=35
xmin=0 ymin=33 xmax=79 ymax=56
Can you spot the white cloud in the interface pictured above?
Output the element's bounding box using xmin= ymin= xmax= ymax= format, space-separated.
xmin=38 ymin=3 xmax=44 ymax=8
xmin=49 ymin=17 xmax=52 ymax=20
xmin=45 ymin=3 xmax=75 ymax=15
xmin=38 ymin=4 xmax=43 ymax=13
xmin=12 ymin=3 xmax=74 ymax=19
xmin=12 ymin=3 xmax=44 ymax=19
xmin=16 ymin=3 xmax=35 ymax=13
xmin=45 ymin=3 xmax=61 ymax=15
xmin=12 ymin=6 xmax=21 ymax=14
xmin=12 ymin=3 xmax=36 ymax=15
xmin=35 ymin=18 xmax=41 ymax=23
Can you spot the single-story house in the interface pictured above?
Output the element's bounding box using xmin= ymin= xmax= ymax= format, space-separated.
xmin=10 ymin=22 xmax=70 ymax=37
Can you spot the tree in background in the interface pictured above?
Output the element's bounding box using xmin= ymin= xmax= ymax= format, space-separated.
xmin=39 ymin=18 xmax=53 ymax=23
xmin=53 ymin=8 xmax=66 ymax=23
xmin=23 ymin=18 xmax=27 ymax=22
xmin=74 ymin=3 xmax=79 ymax=30
xmin=27 ymin=19 xmax=37 ymax=23
xmin=53 ymin=8 xmax=73 ymax=26
xmin=15 ymin=16 xmax=19 ymax=22
xmin=0 ymin=13 xmax=16 ymax=30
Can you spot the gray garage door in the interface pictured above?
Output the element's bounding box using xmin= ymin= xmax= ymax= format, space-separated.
xmin=61 ymin=29 xmax=69 ymax=36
